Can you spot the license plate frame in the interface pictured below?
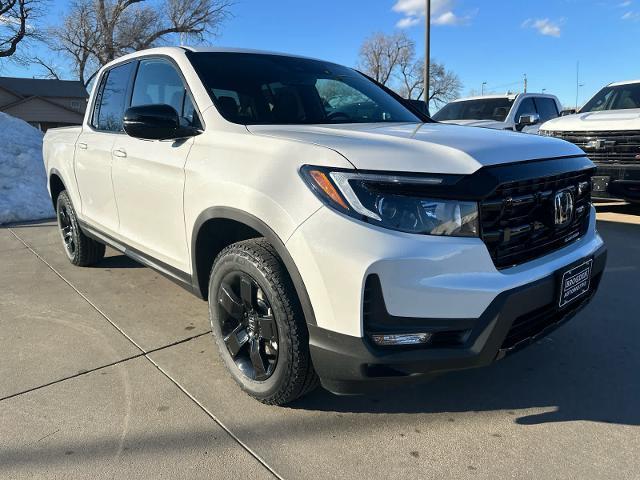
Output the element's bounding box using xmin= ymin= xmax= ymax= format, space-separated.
xmin=558 ymin=258 xmax=593 ymax=308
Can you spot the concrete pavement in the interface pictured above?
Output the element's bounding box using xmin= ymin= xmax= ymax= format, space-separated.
xmin=1 ymin=205 xmax=638 ymax=479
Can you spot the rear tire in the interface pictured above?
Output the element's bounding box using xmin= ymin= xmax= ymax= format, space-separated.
xmin=208 ymin=239 xmax=318 ymax=405
xmin=56 ymin=191 xmax=105 ymax=266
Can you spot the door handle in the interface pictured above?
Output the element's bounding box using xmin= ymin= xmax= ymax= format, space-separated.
xmin=113 ymin=148 xmax=127 ymax=158
xmin=77 ymin=142 xmax=87 ymax=150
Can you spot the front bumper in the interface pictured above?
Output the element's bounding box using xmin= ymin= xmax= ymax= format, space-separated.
xmin=309 ymin=244 xmax=607 ymax=395
xmin=592 ymin=164 xmax=640 ymax=202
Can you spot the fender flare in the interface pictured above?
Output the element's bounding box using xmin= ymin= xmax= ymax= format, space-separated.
xmin=47 ymin=168 xmax=69 ymax=206
xmin=191 ymin=207 xmax=317 ymax=326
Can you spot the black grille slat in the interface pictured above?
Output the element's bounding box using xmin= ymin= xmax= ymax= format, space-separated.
xmin=551 ymin=130 xmax=640 ymax=164
xmin=480 ymin=171 xmax=592 ymax=269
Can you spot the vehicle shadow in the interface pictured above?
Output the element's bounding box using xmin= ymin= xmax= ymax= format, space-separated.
xmin=291 ymin=221 xmax=640 ymax=426
xmin=96 ymin=254 xmax=145 ymax=269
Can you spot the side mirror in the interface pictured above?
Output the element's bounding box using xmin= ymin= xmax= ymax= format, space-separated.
xmin=560 ymin=109 xmax=576 ymax=116
xmin=123 ymin=104 xmax=198 ymax=140
xmin=404 ymin=99 xmax=430 ymax=117
xmin=516 ymin=113 xmax=540 ymax=131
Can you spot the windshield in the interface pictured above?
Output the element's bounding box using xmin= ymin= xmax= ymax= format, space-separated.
xmin=433 ymin=98 xmax=515 ymax=122
xmin=581 ymin=83 xmax=640 ymax=112
xmin=187 ymin=52 xmax=421 ymax=125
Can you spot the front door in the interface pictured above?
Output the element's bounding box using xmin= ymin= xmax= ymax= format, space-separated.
xmin=111 ymin=58 xmax=202 ymax=273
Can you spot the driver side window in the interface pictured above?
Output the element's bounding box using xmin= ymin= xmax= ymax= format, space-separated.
xmin=514 ymin=97 xmax=537 ymax=120
xmin=131 ymin=58 xmax=202 ymax=128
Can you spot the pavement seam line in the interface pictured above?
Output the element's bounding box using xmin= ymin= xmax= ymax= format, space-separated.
xmin=8 ymin=228 xmax=284 ymax=479
xmin=8 ymin=228 xmax=150 ymax=352
xmin=0 ymin=332 xmax=210 ymax=402
xmin=145 ymin=357 xmax=284 ymax=480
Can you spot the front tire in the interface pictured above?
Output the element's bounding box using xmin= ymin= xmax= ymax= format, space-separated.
xmin=208 ymin=239 xmax=318 ymax=405
xmin=56 ymin=191 xmax=105 ymax=266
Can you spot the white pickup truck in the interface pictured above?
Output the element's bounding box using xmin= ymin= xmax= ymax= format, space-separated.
xmin=540 ymin=80 xmax=640 ymax=202
xmin=43 ymin=47 xmax=606 ymax=405
xmin=434 ymin=93 xmax=563 ymax=134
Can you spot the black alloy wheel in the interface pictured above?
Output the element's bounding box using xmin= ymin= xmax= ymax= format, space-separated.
xmin=217 ymin=271 xmax=279 ymax=381
xmin=207 ymin=239 xmax=319 ymax=405
xmin=58 ymin=201 xmax=77 ymax=259
xmin=55 ymin=191 xmax=105 ymax=266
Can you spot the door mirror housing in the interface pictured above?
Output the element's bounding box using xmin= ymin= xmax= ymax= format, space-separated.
xmin=404 ymin=98 xmax=430 ymax=117
xmin=123 ymin=104 xmax=199 ymax=140
xmin=516 ymin=113 xmax=540 ymax=131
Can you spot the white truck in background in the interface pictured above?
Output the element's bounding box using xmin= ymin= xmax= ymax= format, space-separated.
xmin=434 ymin=93 xmax=563 ymax=134
xmin=540 ymin=80 xmax=640 ymax=203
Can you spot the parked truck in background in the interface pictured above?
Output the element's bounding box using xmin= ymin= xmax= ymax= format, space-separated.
xmin=434 ymin=93 xmax=563 ymax=134
xmin=42 ymin=47 xmax=606 ymax=405
xmin=540 ymin=80 xmax=640 ymax=203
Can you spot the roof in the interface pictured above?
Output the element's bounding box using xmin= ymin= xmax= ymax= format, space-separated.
xmin=608 ymin=79 xmax=640 ymax=87
xmin=450 ymin=94 xmax=519 ymax=102
xmin=102 ymin=46 xmax=326 ymax=71
xmin=451 ymin=92 xmax=559 ymax=102
xmin=182 ymin=46 xmax=319 ymax=59
xmin=0 ymin=77 xmax=88 ymax=99
xmin=0 ymin=95 xmax=85 ymax=117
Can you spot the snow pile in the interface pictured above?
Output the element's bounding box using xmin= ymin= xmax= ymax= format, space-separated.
xmin=0 ymin=112 xmax=54 ymax=224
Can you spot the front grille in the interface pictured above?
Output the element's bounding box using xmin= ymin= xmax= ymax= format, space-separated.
xmin=480 ymin=171 xmax=592 ymax=269
xmin=551 ymin=130 xmax=640 ymax=164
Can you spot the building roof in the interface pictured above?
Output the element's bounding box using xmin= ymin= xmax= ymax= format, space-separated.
xmin=0 ymin=77 xmax=88 ymax=99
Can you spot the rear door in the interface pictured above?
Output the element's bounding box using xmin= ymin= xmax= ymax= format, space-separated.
xmin=111 ymin=57 xmax=202 ymax=273
xmin=75 ymin=61 xmax=136 ymax=234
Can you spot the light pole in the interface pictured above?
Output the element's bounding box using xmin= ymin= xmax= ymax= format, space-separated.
xmin=481 ymin=82 xmax=487 ymax=96
xmin=424 ymin=0 xmax=430 ymax=105
xmin=575 ymin=61 xmax=584 ymax=111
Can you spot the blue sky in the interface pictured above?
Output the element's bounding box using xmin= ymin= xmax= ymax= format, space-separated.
xmin=3 ymin=0 xmax=640 ymax=108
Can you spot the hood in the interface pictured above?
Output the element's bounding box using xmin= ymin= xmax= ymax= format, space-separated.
xmin=541 ymin=108 xmax=640 ymax=132
xmin=438 ymin=119 xmax=507 ymax=130
xmin=247 ymin=122 xmax=583 ymax=175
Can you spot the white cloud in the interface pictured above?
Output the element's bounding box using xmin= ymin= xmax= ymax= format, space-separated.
xmin=393 ymin=0 xmax=473 ymax=28
xmin=522 ymin=18 xmax=562 ymax=37
xmin=622 ymin=10 xmax=640 ymax=20
xmin=396 ymin=16 xmax=421 ymax=28
xmin=433 ymin=11 xmax=467 ymax=25
xmin=619 ymin=1 xmax=633 ymax=7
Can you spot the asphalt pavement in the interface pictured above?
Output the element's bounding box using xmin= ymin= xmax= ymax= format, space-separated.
xmin=1 ymin=203 xmax=638 ymax=479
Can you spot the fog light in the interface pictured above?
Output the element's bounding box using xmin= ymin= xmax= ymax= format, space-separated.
xmin=371 ymin=333 xmax=432 ymax=346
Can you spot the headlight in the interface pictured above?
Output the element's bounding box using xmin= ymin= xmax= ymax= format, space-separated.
xmin=300 ymin=166 xmax=479 ymax=237
xmin=539 ymin=130 xmax=555 ymax=137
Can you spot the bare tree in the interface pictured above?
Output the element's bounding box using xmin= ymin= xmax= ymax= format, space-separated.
xmin=0 ymin=0 xmax=39 ymax=58
xmin=358 ymin=31 xmax=462 ymax=109
xmin=358 ymin=32 xmax=413 ymax=86
xmin=428 ymin=61 xmax=462 ymax=108
xmin=397 ymin=41 xmax=423 ymax=100
xmin=32 ymin=56 xmax=60 ymax=79
xmin=47 ymin=0 xmax=232 ymax=85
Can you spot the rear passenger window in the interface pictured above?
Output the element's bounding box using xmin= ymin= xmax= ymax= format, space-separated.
xmin=94 ymin=62 xmax=135 ymax=132
xmin=534 ymin=98 xmax=559 ymax=122
xmin=131 ymin=58 xmax=201 ymax=128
